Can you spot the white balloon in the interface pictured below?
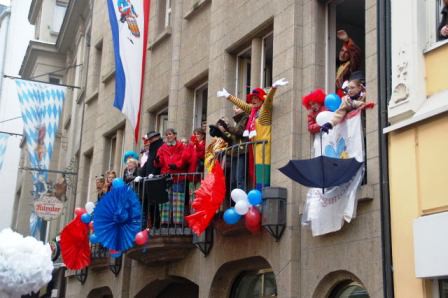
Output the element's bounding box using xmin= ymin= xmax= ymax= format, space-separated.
xmin=316 ymin=111 xmax=335 ymax=126
xmin=231 ymin=188 xmax=248 ymax=203
xmin=234 ymin=200 xmax=250 ymax=215
xmin=85 ymin=201 xmax=95 ymax=214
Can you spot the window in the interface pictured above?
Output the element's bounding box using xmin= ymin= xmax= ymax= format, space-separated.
xmin=192 ymin=83 xmax=208 ymax=130
xmin=52 ymin=2 xmax=67 ymax=33
xmin=425 ymin=0 xmax=448 ymax=46
xmin=437 ymin=279 xmax=448 ymax=298
xmin=83 ymin=151 xmax=93 ymax=203
xmin=92 ymin=41 xmax=103 ymax=92
xmin=49 ymin=77 xmax=61 ymax=85
xmin=155 ymin=107 xmax=168 ymax=135
xmin=157 ymin=0 xmax=172 ymax=34
xmin=329 ymin=281 xmax=369 ymax=298
xmin=231 ymin=270 xmax=277 ymax=298
xmin=235 ymin=31 xmax=273 ymax=98
xmin=105 ymin=129 xmax=124 ymax=174
xmin=236 ymin=47 xmax=252 ymax=99
xmin=261 ymin=33 xmax=273 ymax=88
xmin=326 ymin=0 xmax=365 ymax=93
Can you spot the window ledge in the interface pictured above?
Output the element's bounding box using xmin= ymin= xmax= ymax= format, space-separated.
xmin=184 ymin=0 xmax=211 ymax=20
xmin=102 ymin=68 xmax=116 ymax=84
xmin=383 ymin=89 xmax=448 ymax=134
xmin=148 ymin=27 xmax=172 ymax=51
xmin=424 ymin=39 xmax=448 ymax=54
xmin=85 ymin=89 xmax=99 ymax=105
xmin=358 ymin=184 xmax=375 ymax=202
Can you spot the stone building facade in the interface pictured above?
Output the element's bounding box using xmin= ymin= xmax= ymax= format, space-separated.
xmin=15 ymin=0 xmax=385 ymax=297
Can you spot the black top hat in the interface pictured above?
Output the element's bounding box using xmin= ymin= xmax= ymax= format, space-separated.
xmin=146 ymin=131 xmax=160 ymax=140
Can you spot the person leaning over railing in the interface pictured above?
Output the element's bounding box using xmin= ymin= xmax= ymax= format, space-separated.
xmin=217 ymin=78 xmax=288 ymax=190
xmin=154 ymin=128 xmax=190 ymax=226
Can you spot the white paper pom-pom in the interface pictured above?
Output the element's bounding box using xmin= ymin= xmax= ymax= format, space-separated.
xmin=0 ymin=228 xmax=53 ymax=297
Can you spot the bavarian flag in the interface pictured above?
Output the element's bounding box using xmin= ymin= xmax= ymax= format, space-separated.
xmin=107 ymin=0 xmax=150 ymax=142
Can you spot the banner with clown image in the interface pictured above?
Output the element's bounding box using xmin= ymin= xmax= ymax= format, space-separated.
xmin=302 ymin=110 xmax=365 ymax=236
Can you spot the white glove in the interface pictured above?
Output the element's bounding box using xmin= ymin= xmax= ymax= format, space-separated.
xmin=134 ymin=176 xmax=142 ymax=183
xmin=272 ymin=78 xmax=288 ymax=88
xmin=217 ymin=88 xmax=230 ymax=98
xmin=148 ymin=174 xmax=154 ymax=178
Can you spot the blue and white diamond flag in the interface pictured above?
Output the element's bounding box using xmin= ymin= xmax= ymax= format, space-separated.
xmin=15 ymin=79 xmax=66 ymax=175
xmin=0 ymin=133 xmax=10 ymax=170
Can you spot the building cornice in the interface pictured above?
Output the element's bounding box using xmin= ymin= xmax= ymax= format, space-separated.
xmin=19 ymin=40 xmax=60 ymax=77
xmin=56 ymin=0 xmax=90 ymax=52
xmin=28 ymin=0 xmax=43 ymax=24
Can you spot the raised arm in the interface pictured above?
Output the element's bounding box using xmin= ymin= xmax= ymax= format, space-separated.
xmin=217 ymin=88 xmax=252 ymax=114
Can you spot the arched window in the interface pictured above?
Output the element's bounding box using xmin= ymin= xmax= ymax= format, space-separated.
xmin=329 ymin=281 xmax=369 ymax=298
xmin=230 ymin=269 xmax=277 ymax=298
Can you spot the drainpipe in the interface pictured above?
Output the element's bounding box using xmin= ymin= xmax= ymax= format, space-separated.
xmin=377 ymin=0 xmax=394 ymax=297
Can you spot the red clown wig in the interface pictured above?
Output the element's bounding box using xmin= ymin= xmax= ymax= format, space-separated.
xmin=302 ymin=89 xmax=326 ymax=109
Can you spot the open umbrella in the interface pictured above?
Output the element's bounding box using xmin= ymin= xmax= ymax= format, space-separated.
xmin=279 ymin=156 xmax=363 ymax=189
xmin=185 ymin=161 xmax=226 ymax=236
xmin=60 ymin=215 xmax=90 ymax=270
xmin=93 ymin=186 xmax=141 ymax=251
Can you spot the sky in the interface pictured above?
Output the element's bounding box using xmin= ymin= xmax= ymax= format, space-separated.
xmin=0 ymin=0 xmax=10 ymax=6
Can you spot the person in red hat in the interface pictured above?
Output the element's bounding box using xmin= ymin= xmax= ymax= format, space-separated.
xmin=217 ymin=78 xmax=288 ymax=190
xmin=302 ymin=89 xmax=327 ymax=134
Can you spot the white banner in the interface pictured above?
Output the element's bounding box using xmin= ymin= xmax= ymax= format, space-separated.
xmin=302 ymin=111 xmax=365 ymax=236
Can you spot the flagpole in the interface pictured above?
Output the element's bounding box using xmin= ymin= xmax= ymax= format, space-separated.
xmin=3 ymin=75 xmax=82 ymax=89
xmin=0 ymin=130 xmax=23 ymax=137
xmin=18 ymin=167 xmax=78 ymax=175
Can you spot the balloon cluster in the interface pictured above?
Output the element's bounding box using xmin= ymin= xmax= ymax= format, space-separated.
xmin=75 ymin=202 xmax=99 ymax=245
xmin=223 ymin=189 xmax=263 ymax=234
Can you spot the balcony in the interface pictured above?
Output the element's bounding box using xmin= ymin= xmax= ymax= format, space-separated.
xmin=89 ymin=243 xmax=109 ymax=271
xmin=126 ymin=173 xmax=203 ymax=265
xmin=213 ymin=140 xmax=269 ymax=236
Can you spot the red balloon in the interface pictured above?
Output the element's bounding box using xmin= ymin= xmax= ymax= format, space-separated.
xmin=135 ymin=230 xmax=148 ymax=246
xmin=74 ymin=207 xmax=86 ymax=217
xmin=245 ymin=207 xmax=261 ymax=234
xmin=88 ymin=221 xmax=94 ymax=231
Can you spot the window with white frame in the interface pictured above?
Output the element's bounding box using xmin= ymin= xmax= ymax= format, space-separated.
xmin=426 ymin=0 xmax=448 ymax=47
xmin=192 ymin=83 xmax=208 ymax=131
xmin=105 ymin=128 xmax=125 ymax=174
xmin=326 ymin=0 xmax=365 ymax=93
xmin=262 ymin=33 xmax=273 ymax=88
xmin=236 ymin=47 xmax=252 ymax=100
xmin=52 ymin=2 xmax=67 ymax=33
xmin=157 ymin=0 xmax=172 ymax=34
xmin=155 ymin=107 xmax=168 ymax=136
xmin=235 ymin=31 xmax=273 ymax=98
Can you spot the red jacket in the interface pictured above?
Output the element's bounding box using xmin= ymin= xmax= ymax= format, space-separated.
xmin=155 ymin=141 xmax=190 ymax=179
xmin=186 ymin=138 xmax=205 ymax=182
xmin=307 ymin=106 xmax=327 ymax=134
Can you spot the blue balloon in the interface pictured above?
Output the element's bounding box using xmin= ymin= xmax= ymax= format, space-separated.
xmin=223 ymin=208 xmax=241 ymax=225
xmin=89 ymin=233 xmax=98 ymax=244
xmin=81 ymin=213 xmax=92 ymax=224
xmin=324 ymin=93 xmax=342 ymax=112
xmin=247 ymin=189 xmax=262 ymax=205
xmin=112 ymin=178 xmax=125 ymax=189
